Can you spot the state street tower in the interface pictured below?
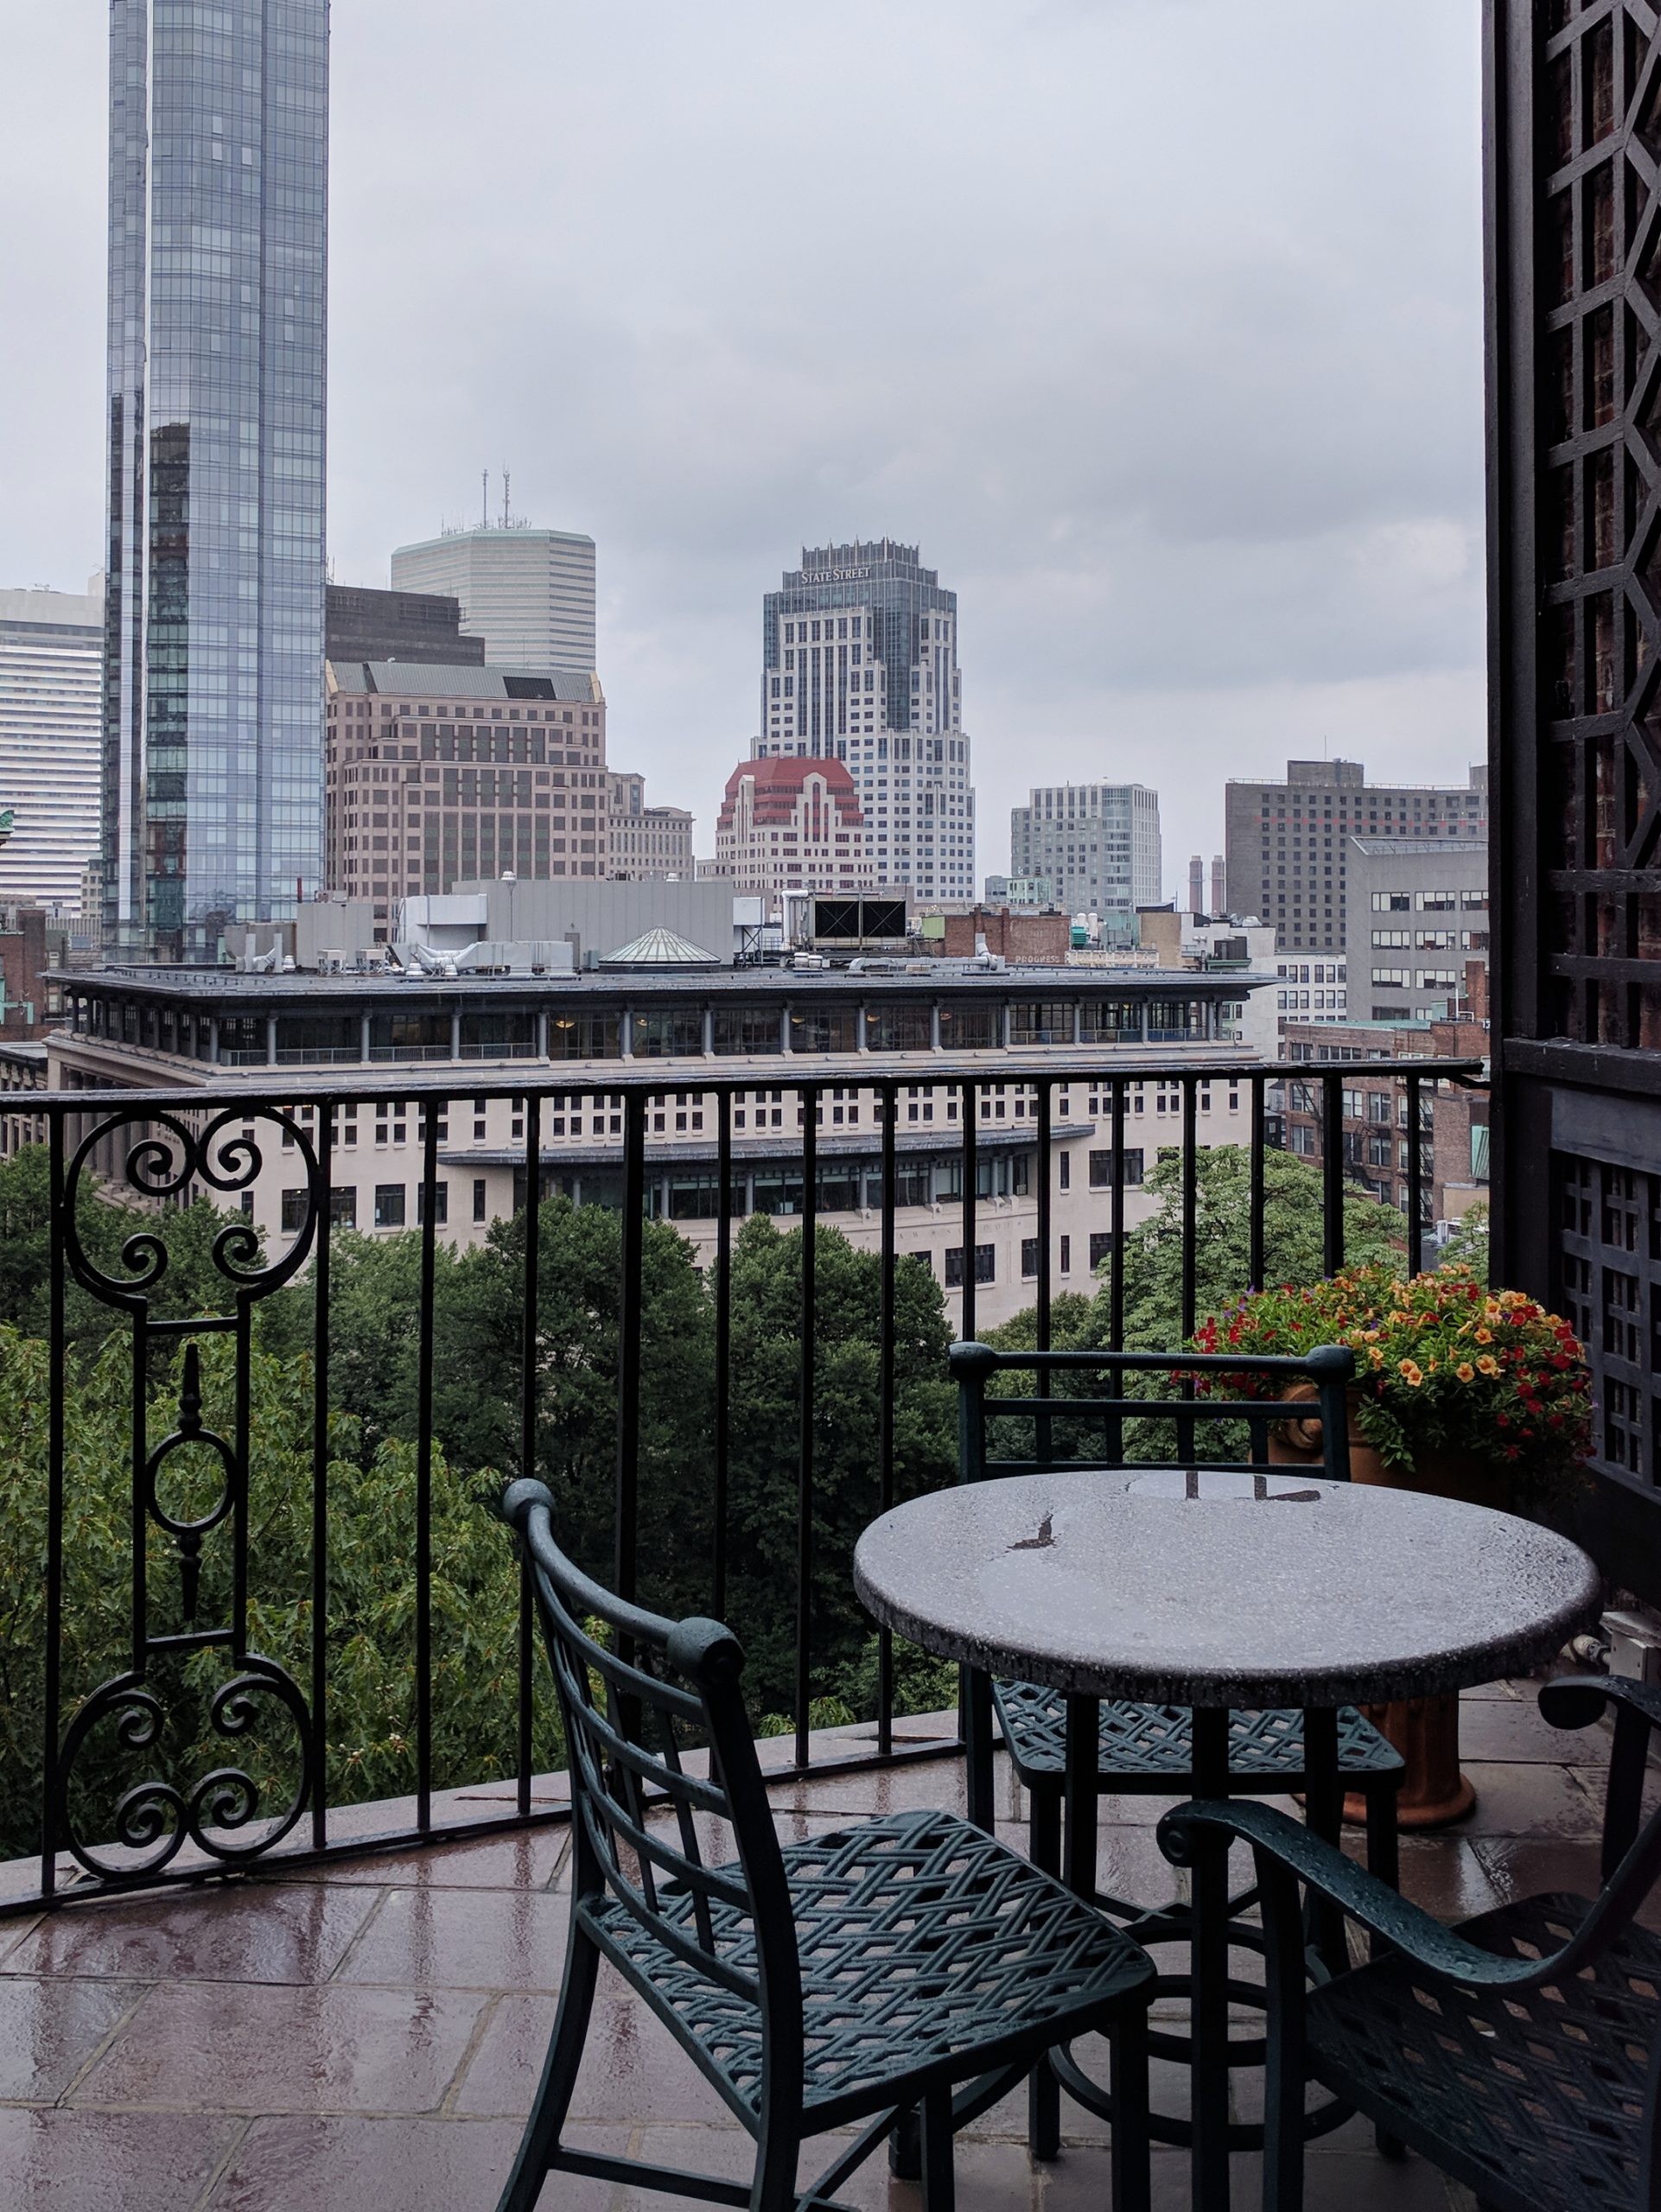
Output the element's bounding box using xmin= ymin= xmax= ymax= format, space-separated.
xmin=103 ymin=0 xmax=329 ymax=960
xmin=754 ymin=540 xmax=975 ymax=901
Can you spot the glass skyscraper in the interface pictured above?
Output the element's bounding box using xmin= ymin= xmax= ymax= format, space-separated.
xmin=755 ymin=540 xmax=975 ymax=900
xmin=103 ymin=0 xmax=329 ymax=962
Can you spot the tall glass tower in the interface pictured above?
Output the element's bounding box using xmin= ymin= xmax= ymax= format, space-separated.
xmin=103 ymin=0 xmax=329 ymax=962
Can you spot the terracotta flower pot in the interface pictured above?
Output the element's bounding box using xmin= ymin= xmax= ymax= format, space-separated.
xmin=1268 ymin=1384 xmax=1505 ymax=1827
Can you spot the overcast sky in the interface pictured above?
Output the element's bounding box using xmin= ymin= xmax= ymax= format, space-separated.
xmin=0 ymin=0 xmax=1485 ymax=895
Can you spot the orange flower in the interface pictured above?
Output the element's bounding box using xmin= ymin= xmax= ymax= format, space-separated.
xmin=1474 ymin=1327 xmax=1492 ymax=1344
xmin=1476 ymin=1354 xmax=1499 ymax=1377
xmin=1456 ymin=1362 xmax=1475 ymax=1382
xmin=1399 ymin=1360 xmax=1423 ymax=1387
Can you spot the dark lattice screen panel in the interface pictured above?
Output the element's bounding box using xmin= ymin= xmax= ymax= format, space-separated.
xmin=1556 ymin=1153 xmax=1661 ymax=1478
xmin=1538 ymin=2 xmax=1661 ymax=1049
xmin=1491 ymin=2 xmax=1661 ymax=1582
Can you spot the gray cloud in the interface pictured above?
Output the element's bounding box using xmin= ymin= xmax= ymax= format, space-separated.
xmin=0 ymin=0 xmax=1485 ymax=890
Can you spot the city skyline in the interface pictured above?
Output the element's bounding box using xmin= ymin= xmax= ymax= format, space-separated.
xmin=3 ymin=3 xmax=1484 ymax=894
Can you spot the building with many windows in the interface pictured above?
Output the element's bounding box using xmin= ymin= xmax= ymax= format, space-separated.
xmin=324 ymin=585 xmax=483 ymax=668
xmin=103 ymin=0 xmax=329 ymax=962
xmin=0 ymin=582 xmax=104 ymax=908
xmin=607 ymin=772 xmax=694 ymax=880
xmin=753 ymin=541 xmax=975 ymax=901
xmin=1009 ymin=783 xmax=1161 ymax=938
xmin=1343 ymin=837 xmax=1489 ymax=1025
xmin=48 ymin=961 xmax=1261 ymax=1329
xmin=391 ymin=524 xmax=596 ymax=671
xmin=711 ymin=757 xmax=875 ymax=902
xmin=324 ymin=660 xmax=608 ymax=927
xmin=1223 ymin=760 xmax=1488 ymax=957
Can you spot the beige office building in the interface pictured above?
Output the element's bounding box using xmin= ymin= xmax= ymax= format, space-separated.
xmin=608 ymin=772 xmax=693 ymax=879
xmin=390 ymin=525 xmax=596 ymax=670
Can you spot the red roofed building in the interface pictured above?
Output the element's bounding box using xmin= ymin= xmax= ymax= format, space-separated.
xmin=712 ymin=757 xmax=877 ymax=900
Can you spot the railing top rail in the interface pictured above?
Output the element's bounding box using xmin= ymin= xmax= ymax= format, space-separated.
xmin=30 ymin=1057 xmax=1489 ymax=1113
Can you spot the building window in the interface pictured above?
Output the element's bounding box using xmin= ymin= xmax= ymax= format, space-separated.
xmin=280 ymin=1188 xmax=308 ymax=1234
xmin=329 ymin=1187 xmax=357 ymax=1229
xmin=1060 ymin=1235 xmax=1072 ymax=1274
xmin=374 ymin=1184 xmax=406 ymax=1229
xmin=944 ymin=1243 xmax=996 ymax=1288
xmin=417 ymin=1180 xmax=449 ymax=1226
xmin=473 ymin=1178 xmax=488 ymax=1224
xmin=1088 ymin=1148 xmax=1145 ymax=1188
xmin=1021 ymin=1237 xmax=1040 ymax=1279
xmin=1089 ymin=1231 xmax=1114 ymax=1271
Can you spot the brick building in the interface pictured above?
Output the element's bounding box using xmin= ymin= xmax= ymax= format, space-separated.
xmin=711 ymin=757 xmax=875 ymax=900
xmin=325 ymin=661 xmax=607 ymax=931
xmin=939 ymin=907 xmax=1072 ymax=963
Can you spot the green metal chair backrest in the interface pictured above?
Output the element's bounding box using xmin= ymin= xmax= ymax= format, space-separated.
xmin=947 ymin=1339 xmax=1357 ymax=1485
xmin=500 ymin=1478 xmax=805 ymax=2102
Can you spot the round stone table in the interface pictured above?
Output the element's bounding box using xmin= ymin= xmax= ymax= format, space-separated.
xmin=854 ymin=1468 xmax=1601 ymax=2212
xmin=852 ymin=1467 xmax=1601 ymax=1712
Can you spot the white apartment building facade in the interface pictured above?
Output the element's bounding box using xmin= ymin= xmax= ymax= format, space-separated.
xmin=391 ymin=525 xmax=597 ymax=671
xmin=607 ymin=772 xmax=694 ymax=880
xmin=1009 ymin=784 xmax=1162 ymax=939
xmin=0 ymin=582 xmax=105 ymax=910
xmin=752 ymin=541 xmax=975 ymax=902
xmin=47 ymin=965 xmax=1260 ymax=1332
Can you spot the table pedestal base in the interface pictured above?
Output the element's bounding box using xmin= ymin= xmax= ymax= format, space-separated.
xmin=1341 ymin=1693 xmax=1475 ymax=1829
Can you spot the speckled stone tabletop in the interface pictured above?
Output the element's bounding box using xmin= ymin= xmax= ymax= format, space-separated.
xmin=853 ymin=1470 xmax=1602 ymax=1708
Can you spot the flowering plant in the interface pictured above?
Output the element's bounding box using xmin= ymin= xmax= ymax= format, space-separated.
xmin=1189 ymin=1264 xmax=1592 ymax=1491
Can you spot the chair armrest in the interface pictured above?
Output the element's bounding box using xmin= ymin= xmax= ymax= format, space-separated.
xmin=1156 ymin=1800 xmax=1551 ymax=1991
xmin=1540 ymin=1671 xmax=1661 ymax=1736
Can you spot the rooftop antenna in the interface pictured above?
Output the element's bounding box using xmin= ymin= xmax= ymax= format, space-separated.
xmin=480 ymin=469 xmax=489 ymax=530
xmin=501 ymin=467 xmax=511 ymax=530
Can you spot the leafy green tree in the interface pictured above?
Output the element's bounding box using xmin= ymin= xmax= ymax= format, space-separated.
xmin=1084 ymin=1144 xmax=1408 ymax=1351
xmin=722 ymin=1217 xmax=955 ymax=1713
xmin=1438 ymin=1201 xmax=1490 ymax=1285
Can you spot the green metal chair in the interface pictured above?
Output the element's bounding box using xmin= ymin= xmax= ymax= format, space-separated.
xmin=497 ymin=1477 xmax=1158 ymax=2212
xmin=949 ymin=1338 xmax=1404 ymax=2153
xmin=1159 ymin=1673 xmax=1661 ymax=2212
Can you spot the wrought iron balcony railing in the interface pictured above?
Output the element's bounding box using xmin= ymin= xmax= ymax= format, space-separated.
xmin=0 ymin=1054 xmax=1484 ymax=1920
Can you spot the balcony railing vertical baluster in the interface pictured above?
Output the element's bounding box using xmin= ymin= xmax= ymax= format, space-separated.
xmin=416 ymin=1099 xmax=440 ymax=1831
xmin=1036 ymin=1081 xmax=1053 ymax=1471
xmin=713 ymin=1088 xmax=733 ymax=1620
xmin=1407 ymin=1073 xmax=1424 ymax=1274
xmin=616 ymin=1090 xmax=646 ymax=1616
xmin=876 ymin=1078 xmax=897 ymax=1759
xmin=41 ymin=1112 xmax=67 ymax=1898
xmin=1180 ymin=1076 xmax=1199 ymax=1461
xmin=1108 ymin=1077 xmax=1126 ymax=1463
xmin=1321 ymin=1070 xmax=1346 ymax=1275
xmin=310 ymin=1099 xmax=334 ymax=1850
xmin=1250 ymin=1073 xmax=1266 ymax=1292
xmin=960 ymin=1077 xmax=978 ymax=1342
xmin=797 ymin=1082 xmax=818 ymax=1770
xmin=516 ymin=1093 xmax=541 ymax=1818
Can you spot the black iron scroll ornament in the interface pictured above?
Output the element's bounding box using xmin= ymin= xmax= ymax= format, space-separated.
xmin=50 ymin=1107 xmax=321 ymax=1883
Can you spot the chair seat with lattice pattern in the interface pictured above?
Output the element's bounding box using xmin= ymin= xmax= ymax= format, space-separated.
xmin=1305 ymin=1891 xmax=1658 ymax=2212
xmin=991 ymin=1679 xmax=1403 ymax=1794
xmin=598 ymin=1805 xmax=1154 ymax=2133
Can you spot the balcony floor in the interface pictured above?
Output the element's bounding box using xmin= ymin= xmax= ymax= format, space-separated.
xmin=0 ymin=1680 xmax=1633 ymax=2211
